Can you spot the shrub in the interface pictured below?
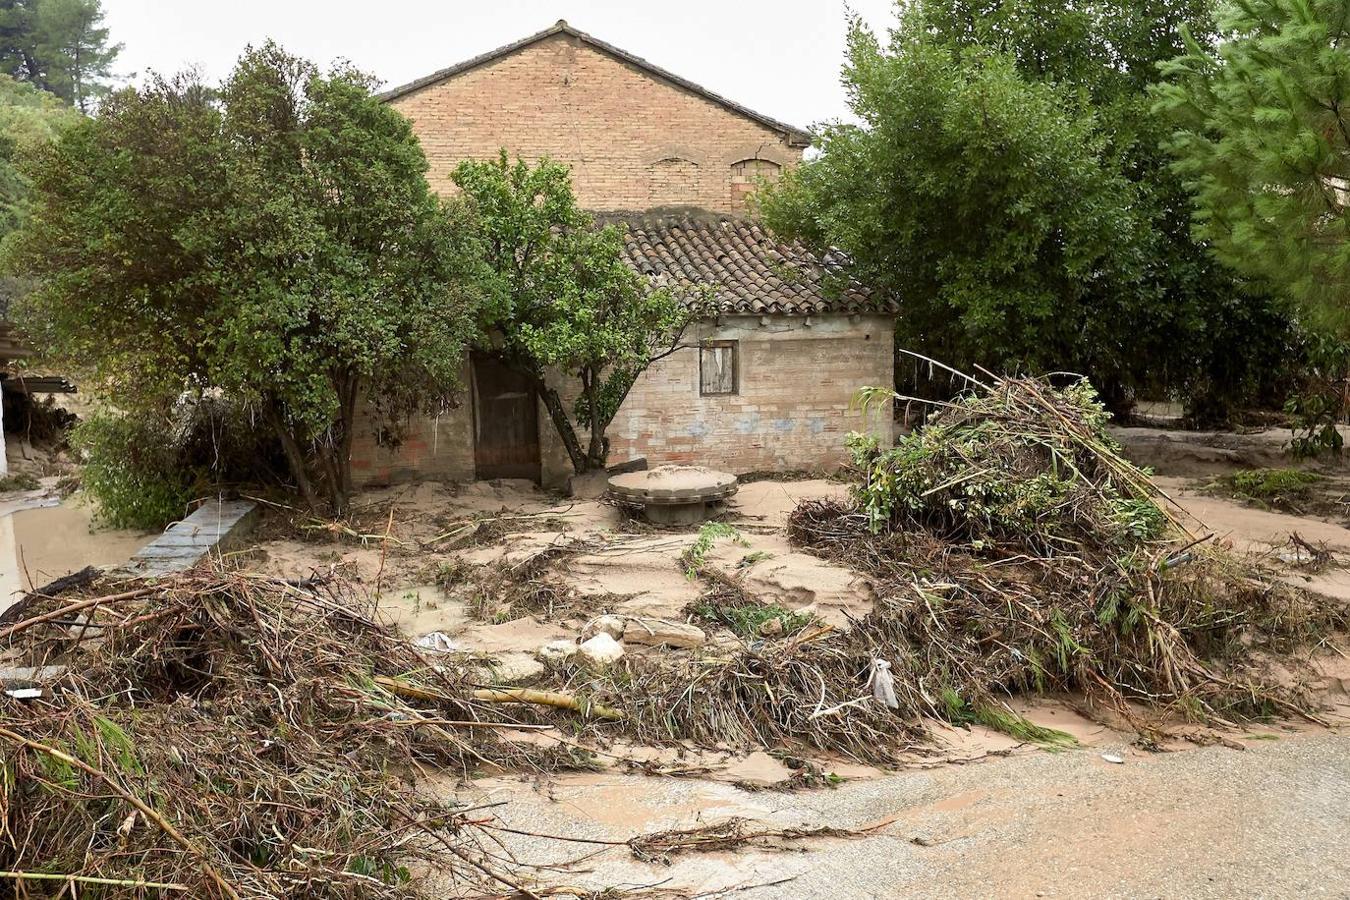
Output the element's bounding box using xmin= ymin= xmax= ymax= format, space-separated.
xmin=72 ymin=411 xmax=195 ymax=530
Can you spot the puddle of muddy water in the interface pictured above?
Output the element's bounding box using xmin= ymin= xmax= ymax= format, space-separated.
xmin=0 ymin=495 xmax=150 ymax=612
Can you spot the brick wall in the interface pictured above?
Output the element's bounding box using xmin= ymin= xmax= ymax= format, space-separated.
xmin=352 ymin=315 xmax=893 ymax=488
xmin=389 ymin=32 xmax=803 ymax=213
xmin=601 ymin=314 xmax=894 ymax=477
xmin=348 ymin=362 xmax=476 ymax=486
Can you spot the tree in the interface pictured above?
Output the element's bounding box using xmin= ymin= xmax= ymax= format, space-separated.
xmin=919 ymin=0 xmax=1296 ymax=420
xmin=453 ymin=154 xmax=696 ymax=474
xmin=7 ymin=43 xmax=485 ymax=511
xmin=1156 ymin=0 xmax=1350 ymax=333
xmin=760 ymin=16 xmax=1144 ymax=382
xmin=765 ymin=0 xmax=1297 ymax=421
xmin=0 ymin=71 xmax=75 ymax=314
xmin=0 ymin=0 xmax=119 ymax=110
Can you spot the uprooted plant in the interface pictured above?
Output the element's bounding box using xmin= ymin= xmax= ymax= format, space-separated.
xmin=0 ymin=568 xmax=563 ymax=898
xmin=550 ymin=373 xmax=1346 ymax=762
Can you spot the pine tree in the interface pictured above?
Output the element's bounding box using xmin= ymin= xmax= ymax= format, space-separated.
xmin=1157 ymin=0 xmax=1350 ymax=332
xmin=0 ymin=0 xmax=119 ymax=110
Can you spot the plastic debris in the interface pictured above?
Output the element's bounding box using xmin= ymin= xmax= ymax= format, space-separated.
xmin=414 ymin=631 xmax=458 ymax=654
xmin=869 ymin=658 xmax=899 ymax=709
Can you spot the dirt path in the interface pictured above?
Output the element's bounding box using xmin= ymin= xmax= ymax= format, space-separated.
xmin=458 ymin=729 xmax=1350 ymax=898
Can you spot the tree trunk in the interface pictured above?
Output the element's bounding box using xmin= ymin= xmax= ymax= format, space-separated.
xmin=261 ymin=401 xmax=323 ymax=512
xmin=535 ymin=380 xmax=589 ymax=474
xmin=334 ymin=371 xmax=360 ymax=502
xmin=583 ymin=369 xmax=607 ymax=471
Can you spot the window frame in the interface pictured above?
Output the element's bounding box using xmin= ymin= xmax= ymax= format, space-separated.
xmin=699 ymin=340 xmax=739 ymax=397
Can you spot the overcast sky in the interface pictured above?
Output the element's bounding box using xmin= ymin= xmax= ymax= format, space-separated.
xmin=100 ymin=0 xmax=901 ymax=130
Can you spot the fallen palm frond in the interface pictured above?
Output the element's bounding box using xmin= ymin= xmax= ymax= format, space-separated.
xmin=0 ymin=568 xmax=554 ymax=898
xmin=552 ymin=374 xmax=1347 ymax=763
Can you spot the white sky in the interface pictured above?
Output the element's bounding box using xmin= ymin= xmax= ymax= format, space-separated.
xmin=100 ymin=0 xmax=901 ymax=130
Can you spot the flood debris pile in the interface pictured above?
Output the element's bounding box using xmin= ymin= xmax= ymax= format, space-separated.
xmin=0 ymin=570 xmax=540 ymax=899
xmin=556 ymin=376 xmax=1346 ymax=762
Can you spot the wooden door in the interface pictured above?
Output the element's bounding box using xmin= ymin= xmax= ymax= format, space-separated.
xmin=472 ymin=353 xmax=541 ymax=482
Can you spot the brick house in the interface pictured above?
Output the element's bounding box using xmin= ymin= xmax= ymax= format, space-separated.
xmin=350 ymin=21 xmax=895 ymax=486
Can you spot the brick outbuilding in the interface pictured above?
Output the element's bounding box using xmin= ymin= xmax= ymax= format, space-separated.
xmin=351 ymin=21 xmax=895 ymax=486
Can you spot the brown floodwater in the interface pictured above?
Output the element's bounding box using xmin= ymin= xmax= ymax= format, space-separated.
xmin=0 ymin=495 xmax=150 ymax=612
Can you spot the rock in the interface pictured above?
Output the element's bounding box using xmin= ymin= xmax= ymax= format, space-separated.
xmin=484 ymin=652 xmax=545 ymax=685
xmin=582 ymin=614 xmax=627 ymax=641
xmin=624 ymin=619 xmax=706 ymax=649
xmin=758 ymin=617 xmax=784 ymax=637
xmin=538 ymin=639 xmax=578 ymax=664
xmin=568 ymin=469 xmax=612 ymax=500
xmin=577 ymin=633 xmax=625 ymax=666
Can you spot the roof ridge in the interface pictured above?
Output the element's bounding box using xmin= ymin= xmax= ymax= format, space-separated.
xmin=378 ymin=21 xmax=812 ymax=146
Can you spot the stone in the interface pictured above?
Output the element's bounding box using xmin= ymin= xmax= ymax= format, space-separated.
xmin=581 ymin=614 xmax=627 ymax=641
xmin=484 ymin=652 xmax=546 ymax=685
xmin=577 ymin=633 xmax=625 ymax=666
xmin=758 ymin=617 xmax=784 ymax=637
xmin=568 ymin=469 xmax=612 ymax=500
xmin=538 ymin=640 xmax=578 ymax=664
xmin=623 ymin=619 xmax=706 ymax=649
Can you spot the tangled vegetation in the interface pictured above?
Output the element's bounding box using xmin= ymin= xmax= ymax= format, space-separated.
xmin=555 ymin=375 xmax=1345 ymax=762
xmin=0 ymin=569 xmax=558 ymax=898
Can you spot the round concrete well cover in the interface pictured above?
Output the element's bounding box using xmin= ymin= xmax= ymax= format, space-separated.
xmin=608 ymin=465 xmax=738 ymax=505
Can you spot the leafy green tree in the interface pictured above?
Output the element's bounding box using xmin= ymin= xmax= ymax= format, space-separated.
xmin=766 ymin=0 xmax=1297 ymax=421
xmin=0 ymin=71 xmax=75 ymax=314
xmin=0 ymin=0 xmax=119 ymax=110
xmin=761 ymin=18 xmax=1143 ymax=382
xmin=453 ymin=154 xmax=695 ymax=474
xmin=921 ymin=0 xmax=1296 ymax=420
xmin=1156 ymin=0 xmax=1350 ymax=332
xmin=7 ymin=43 xmax=485 ymax=511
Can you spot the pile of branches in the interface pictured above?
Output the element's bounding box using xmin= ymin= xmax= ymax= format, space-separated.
xmin=793 ymin=375 xmax=1344 ymax=731
xmin=0 ymin=569 xmax=543 ymax=898
xmin=558 ymin=375 xmax=1346 ymax=762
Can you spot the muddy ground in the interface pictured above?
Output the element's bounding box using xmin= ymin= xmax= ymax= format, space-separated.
xmin=242 ymin=437 xmax=1350 ymax=899
xmin=4 ymin=426 xmax=1350 ymax=897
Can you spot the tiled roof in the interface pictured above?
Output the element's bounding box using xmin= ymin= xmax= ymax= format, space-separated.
xmin=611 ymin=213 xmax=887 ymax=317
xmin=378 ymin=21 xmax=812 ymax=147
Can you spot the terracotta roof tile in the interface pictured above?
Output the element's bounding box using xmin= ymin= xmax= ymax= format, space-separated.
xmin=606 ymin=212 xmax=889 ymax=317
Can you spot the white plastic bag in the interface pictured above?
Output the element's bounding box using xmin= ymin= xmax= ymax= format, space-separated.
xmin=869 ymin=658 xmax=899 ymax=709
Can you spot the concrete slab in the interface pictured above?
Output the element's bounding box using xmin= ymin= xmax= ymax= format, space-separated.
xmin=122 ymin=499 xmax=257 ymax=577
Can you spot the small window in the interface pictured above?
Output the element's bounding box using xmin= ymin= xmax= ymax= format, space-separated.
xmin=700 ymin=341 xmax=738 ymax=395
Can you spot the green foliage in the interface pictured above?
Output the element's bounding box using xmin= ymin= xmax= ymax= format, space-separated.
xmin=939 ymin=688 xmax=1077 ymax=747
xmin=691 ymin=599 xmax=815 ymax=640
xmin=8 ymin=42 xmax=485 ymax=512
xmin=0 ymin=471 xmax=39 ymax=491
xmin=762 ymin=19 xmax=1139 ymax=381
xmin=453 ymin=154 xmax=697 ymax=473
xmin=1156 ymin=0 xmax=1350 ymax=334
xmin=850 ymin=380 xmax=1166 ymax=547
xmin=1219 ymin=468 xmax=1325 ymax=510
xmin=1284 ymin=330 xmax=1350 ymax=458
xmin=765 ymin=0 xmax=1296 ymax=419
xmin=0 ymin=0 xmax=120 ymax=111
xmin=681 ymin=521 xmax=748 ymax=576
xmin=0 ymin=71 xmax=76 ymax=313
xmin=1227 ymin=468 xmax=1323 ymax=498
xmin=71 ymin=410 xmax=194 ymax=530
xmin=0 ymin=72 xmax=74 ymax=236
